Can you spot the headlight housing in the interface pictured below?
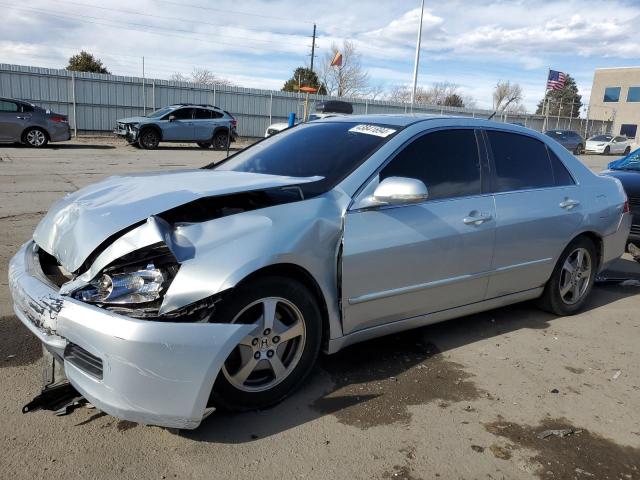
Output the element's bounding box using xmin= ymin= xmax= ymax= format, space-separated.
xmin=79 ymin=263 xmax=166 ymax=304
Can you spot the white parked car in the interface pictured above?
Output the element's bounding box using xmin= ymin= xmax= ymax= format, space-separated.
xmin=264 ymin=113 xmax=342 ymax=137
xmin=585 ymin=134 xmax=632 ymax=155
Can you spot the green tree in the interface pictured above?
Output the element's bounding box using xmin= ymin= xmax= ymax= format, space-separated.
xmin=442 ymin=93 xmax=465 ymax=107
xmin=282 ymin=67 xmax=327 ymax=94
xmin=66 ymin=51 xmax=110 ymax=74
xmin=536 ymin=73 xmax=582 ymax=117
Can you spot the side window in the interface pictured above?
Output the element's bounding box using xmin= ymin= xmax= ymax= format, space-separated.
xmin=486 ymin=130 xmax=554 ymax=192
xmin=21 ymin=103 xmax=34 ymax=112
xmin=379 ymin=129 xmax=481 ymax=201
xmin=548 ymin=149 xmax=575 ymax=186
xmin=193 ymin=108 xmax=212 ymax=119
xmin=212 ymin=111 xmax=223 ymax=119
xmin=0 ymin=100 xmax=18 ymax=112
xmin=167 ymin=108 xmax=193 ymax=120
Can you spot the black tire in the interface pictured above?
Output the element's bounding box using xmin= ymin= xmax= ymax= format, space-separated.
xmin=603 ymin=146 xmax=610 ymax=155
xmin=573 ymin=144 xmax=583 ymax=155
xmin=538 ymin=236 xmax=597 ymax=316
xmin=624 ymin=146 xmax=631 ymax=155
xmin=209 ymin=276 xmax=322 ymax=411
xmin=212 ymin=131 xmax=229 ymax=150
xmin=197 ymin=141 xmax=212 ymax=149
xmin=22 ymin=127 xmax=49 ymax=148
xmin=137 ymin=128 xmax=160 ymax=149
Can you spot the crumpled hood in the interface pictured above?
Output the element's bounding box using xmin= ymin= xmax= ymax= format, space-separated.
xmin=117 ymin=116 xmax=147 ymax=124
xmin=34 ymin=169 xmax=321 ymax=272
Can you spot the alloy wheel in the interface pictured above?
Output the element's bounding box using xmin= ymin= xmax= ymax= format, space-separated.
xmin=559 ymin=247 xmax=592 ymax=305
xmin=222 ymin=297 xmax=306 ymax=393
xmin=26 ymin=129 xmax=46 ymax=147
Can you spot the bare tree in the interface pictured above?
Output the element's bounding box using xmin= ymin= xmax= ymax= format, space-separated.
xmin=170 ymin=68 xmax=234 ymax=86
xmin=387 ymin=82 xmax=474 ymax=108
xmin=493 ymin=81 xmax=524 ymax=112
xmin=320 ymin=40 xmax=369 ymax=97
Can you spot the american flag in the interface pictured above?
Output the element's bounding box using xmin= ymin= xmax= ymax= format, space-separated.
xmin=547 ymin=70 xmax=566 ymax=91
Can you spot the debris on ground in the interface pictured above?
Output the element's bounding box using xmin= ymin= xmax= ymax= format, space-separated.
xmin=612 ymin=370 xmax=622 ymax=380
xmin=550 ymin=388 xmax=560 ymax=394
xmin=537 ymin=427 xmax=583 ymax=439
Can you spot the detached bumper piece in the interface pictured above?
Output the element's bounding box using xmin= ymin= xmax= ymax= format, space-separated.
xmin=23 ymin=383 xmax=84 ymax=416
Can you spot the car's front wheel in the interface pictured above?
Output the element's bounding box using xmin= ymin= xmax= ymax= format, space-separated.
xmin=23 ymin=127 xmax=48 ymax=148
xmin=603 ymin=146 xmax=610 ymax=155
xmin=624 ymin=146 xmax=631 ymax=155
xmin=538 ymin=236 xmax=597 ymax=316
xmin=573 ymin=144 xmax=583 ymax=155
xmin=138 ymin=129 xmax=160 ymax=149
xmin=210 ymin=276 xmax=322 ymax=411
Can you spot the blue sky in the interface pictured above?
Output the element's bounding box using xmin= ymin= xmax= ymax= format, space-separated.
xmin=2 ymin=0 xmax=640 ymax=111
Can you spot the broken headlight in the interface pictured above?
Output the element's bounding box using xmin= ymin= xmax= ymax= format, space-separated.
xmin=78 ymin=263 xmax=167 ymax=305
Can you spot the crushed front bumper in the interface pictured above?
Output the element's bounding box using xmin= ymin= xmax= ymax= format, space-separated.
xmin=8 ymin=241 xmax=254 ymax=429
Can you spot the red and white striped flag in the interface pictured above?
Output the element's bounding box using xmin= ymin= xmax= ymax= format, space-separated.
xmin=547 ymin=70 xmax=567 ymax=91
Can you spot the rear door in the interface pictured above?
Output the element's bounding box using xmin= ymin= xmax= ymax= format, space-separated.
xmin=484 ymin=130 xmax=584 ymax=298
xmin=161 ymin=107 xmax=194 ymax=141
xmin=192 ymin=108 xmax=216 ymax=141
xmin=0 ymin=100 xmax=24 ymax=141
xmin=341 ymin=128 xmax=496 ymax=334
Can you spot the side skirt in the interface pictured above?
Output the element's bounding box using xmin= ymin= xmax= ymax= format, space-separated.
xmin=326 ymin=287 xmax=543 ymax=354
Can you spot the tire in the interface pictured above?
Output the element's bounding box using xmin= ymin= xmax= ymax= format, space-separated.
xmin=538 ymin=236 xmax=597 ymax=316
xmin=624 ymin=146 xmax=631 ymax=155
xmin=197 ymin=141 xmax=212 ymax=149
xmin=603 ymin=146 xmax=610 ymax=155
xmin=22 ymin=127 xmax=48 ymax=148
xmin=137 ymin=128 xmax=160 ymax=149
xmin=573 ymin=144 xmax=583 ymax=155
xmin=212 ymin=131 xmax=229 ymax=150
xmin=209 ymin=276 xmax=322 ymax=411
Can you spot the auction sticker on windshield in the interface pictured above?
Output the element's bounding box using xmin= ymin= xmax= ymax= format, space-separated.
xmin=349 ymin=124 xmax=397 ymax=137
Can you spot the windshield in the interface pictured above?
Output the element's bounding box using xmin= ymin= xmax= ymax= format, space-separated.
xmin=589 ymin=135 xmax=612 ymax=142
xmin=545 ymin=131 xmax=566 ymax=138
xmin=146 ymin=107 xmax=174 ymax=118
xmin=609 ymin=148 xmax=640 ymax=171
xmin=212 ymin=122 xmax=399 ymax=196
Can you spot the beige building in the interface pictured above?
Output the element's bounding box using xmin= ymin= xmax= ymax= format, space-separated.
xmin=589 ymin=67 xmax=640 ymax=143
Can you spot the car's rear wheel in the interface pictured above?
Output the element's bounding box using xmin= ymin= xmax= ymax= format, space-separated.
xmin=603 ymin=146 xmax=610 ymax=155
xmin=212 ymin=131 xmax=229 ymax=150
xmin=197 ymin=141 xmax=211 ymax=149
xmin=138 ymin=129 xmax=160 ymax=149
xmin=573 ymin=144 xmax=583 ymax=155
xmin=23 ymin=127 xmax=48 ymax=148
xmin=209 ymin=276 xmax=322 ymax=411
xmin=538 ymin=236 xmax=597 ymax=316
xmin=624 ymin=146 xmax=631 ymax=155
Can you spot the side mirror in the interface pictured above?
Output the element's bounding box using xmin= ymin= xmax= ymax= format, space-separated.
xmin=168 ymin=115 xmax=176 ymax=122
xmin=366 ymin=177 xmax=429 ymax=207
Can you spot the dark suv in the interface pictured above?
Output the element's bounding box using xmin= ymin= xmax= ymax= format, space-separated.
xmin=544 ymin=129 xmax=585 ymax=155
xmin=115 ymin=104 xmax=238 ymax=150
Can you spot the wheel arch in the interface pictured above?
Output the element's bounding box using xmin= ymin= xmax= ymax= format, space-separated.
xmin=564 ymin=231 xmax=604 ymax=270
xmin=235 ymin=263 xmax=332 ymax=349
xmin=138 ymin=123 xmax=163 ymax=141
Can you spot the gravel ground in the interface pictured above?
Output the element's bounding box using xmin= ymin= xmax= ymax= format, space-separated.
xmin=1 ymin=138 xmax=639 ymax=480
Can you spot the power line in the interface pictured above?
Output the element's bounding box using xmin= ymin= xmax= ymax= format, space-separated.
xmin=2 ymin=3 xmax=305 ymax=54
xmin=154 ymin=0 xmax=314 ymax=24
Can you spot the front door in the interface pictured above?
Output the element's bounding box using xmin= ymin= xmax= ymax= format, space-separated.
xmin=0 ymin=100 xmax=24 ymax=141
xmin=161 ymin=107 xmax=194 ymax=141
xmin=341 ymin=129 xmax=496 ymax=334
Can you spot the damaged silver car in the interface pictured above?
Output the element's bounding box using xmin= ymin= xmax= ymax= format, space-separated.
xmin=9 ymin=115 xmax=631 ymax=429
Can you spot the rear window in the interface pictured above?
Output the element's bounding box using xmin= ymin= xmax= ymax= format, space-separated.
xmin=212 ymin=122 xmax=398 ymax=196
xmin=548 ymin=149 xmax=575 ymax=186
xmin=487 ymin=131 xmax=554 ymax=192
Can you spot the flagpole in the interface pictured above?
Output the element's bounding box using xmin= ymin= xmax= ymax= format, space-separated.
xmin=542 ymin=67 xmax=550 ymax=131
xmin=410 ymin=0 xmax=425 ymax=110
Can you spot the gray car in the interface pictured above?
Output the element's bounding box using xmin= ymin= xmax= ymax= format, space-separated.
xmin=9 ymin=115 xmax=630 ymax=429
xmin=0 ymin=97 xmax=71 ymax=147
xmin=544 ymin=129 xmax=585 ymax=154
xmin=115 ymin=103 xmax=238 ymax=150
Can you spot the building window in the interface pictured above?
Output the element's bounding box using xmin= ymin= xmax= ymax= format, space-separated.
xmin=627 ymin=87 xmax=640 ymax=102
xmin=603 ymin=87 xmax=621 ymax=102
xmin=620 ymin=124 xmax=637 ymax=139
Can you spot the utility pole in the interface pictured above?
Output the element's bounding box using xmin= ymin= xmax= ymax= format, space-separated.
xmin=310 ymin=23 xmax=317 ymax=72
xmin=142 ymin=56 xmax=146 ymax=116
xmin=410 ymin=0 xmax=425 ymax=108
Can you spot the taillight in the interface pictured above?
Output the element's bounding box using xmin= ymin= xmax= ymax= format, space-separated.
xmin=50 ymin=116 xmax=68 ymax=123
xmin=623 ymin=199 xmax=630 ymax=213
xmin=231 ymin=119 xmax=237 ymax=128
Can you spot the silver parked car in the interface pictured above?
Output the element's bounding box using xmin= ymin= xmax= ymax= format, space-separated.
xmin=0 ymin=97 xmax=71 ymax=147
xmin=9 ymin=115 xmax=631 ymax=429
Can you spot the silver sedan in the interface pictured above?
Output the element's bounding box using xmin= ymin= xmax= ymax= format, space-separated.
xmin=9 ymin=115 xmax=631 ymax=429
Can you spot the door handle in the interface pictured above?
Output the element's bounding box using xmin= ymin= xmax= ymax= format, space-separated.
xmin=463 ymin=213 xmax=492 ymax=225
xmin=16 ymin=115 xmax=28 ymax=119
xmin=559 ymin=198 xmax=580 ymax=209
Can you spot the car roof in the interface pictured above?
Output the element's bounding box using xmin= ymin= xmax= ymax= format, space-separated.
xmin=167 ymin=103 xmax=224 ymax=111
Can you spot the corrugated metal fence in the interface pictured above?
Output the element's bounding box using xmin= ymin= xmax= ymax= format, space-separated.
xmin=0 ymin=63 xmax=612 ymax=138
